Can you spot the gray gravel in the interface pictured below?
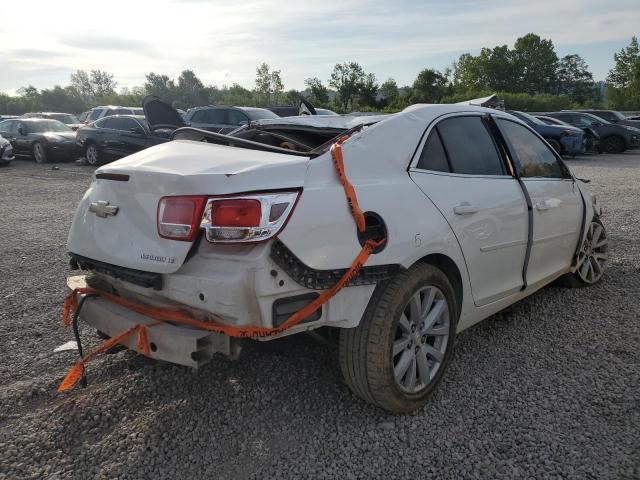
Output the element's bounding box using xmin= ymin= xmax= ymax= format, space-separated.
xmin=1 ymin=154 xmax=639 ymax=480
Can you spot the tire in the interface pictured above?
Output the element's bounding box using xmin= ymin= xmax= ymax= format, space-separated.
xmin=33 ymin=142 xmax=48 ymax=163
xmin=339 ymin=263 xmax=458 ymax=413
xmin=85 ymin=143 xmax=101 ymax=166
xmin=546 ymin=138 xmax=562 ymax=155
xmin=602 ymin=135 xmax=625 ymax=154
xmin=559 ymin=217 xmax=608 ymax=288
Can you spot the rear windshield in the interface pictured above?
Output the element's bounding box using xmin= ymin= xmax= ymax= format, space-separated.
xmin=27 ymin=120 xmax=72 ymax=132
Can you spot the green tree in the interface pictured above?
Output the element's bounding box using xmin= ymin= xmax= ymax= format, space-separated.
xmin=512 ymin=33 xmax=558 ymax=94
xmin=90 ymin=70 xmax=117 ymax=97
xmin=270 ymin=68 xmax=284 ymax=105
xmin=556 ymin=54 xmax=595 ymax=104
xmin=358 ymin=73 xmax=379 ymax=108
xmin=329 ymin=62 xmax=365 ymax=111
xmin=144 ymin=73 xmax=177 ymax=103
xmin=409 ymin=68 xmax=449 ymax=103
xmin=607 ymin=36 xmax=639 ymax=88
xmin=379 ymin=78 xmax=400 ymax=109
xmin=304 ymin=77 xmax=329 ymax=106
xmin=176 ymin=70 xmax=207 ymax=108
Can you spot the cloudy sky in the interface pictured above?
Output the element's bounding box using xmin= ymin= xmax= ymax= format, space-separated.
xmin=0 ymin=0 xmax=638 ymax=94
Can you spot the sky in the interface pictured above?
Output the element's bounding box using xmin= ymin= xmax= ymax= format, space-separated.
xmin=0 ymin=0 xmax=638 ymax=95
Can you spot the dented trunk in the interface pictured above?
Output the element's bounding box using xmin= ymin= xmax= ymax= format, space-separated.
xmin=67 ymin=139 xmax=309 ymax=274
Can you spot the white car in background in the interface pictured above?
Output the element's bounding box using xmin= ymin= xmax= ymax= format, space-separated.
xmin=65 ymin=101 xmax=607 ymax=412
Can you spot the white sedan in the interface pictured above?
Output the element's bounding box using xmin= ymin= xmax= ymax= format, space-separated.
xmin=65 ymin=103 xmax=607 ymax=412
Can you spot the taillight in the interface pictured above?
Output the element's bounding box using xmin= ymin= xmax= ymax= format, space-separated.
xmin=157 ymin=196 xmax=207 ymax=241
xmin=201 ymin=192 xmax=299 ymax=243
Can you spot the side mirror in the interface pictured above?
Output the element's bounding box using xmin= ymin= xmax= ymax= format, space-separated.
xmin=238 ymin=120 xmax=248 ymax=127
xmin=17 ymin=127 xmax=26 ymax=135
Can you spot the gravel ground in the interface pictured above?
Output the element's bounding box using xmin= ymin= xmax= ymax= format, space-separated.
xmin=0 ymin=153 xmax=638 ymax=480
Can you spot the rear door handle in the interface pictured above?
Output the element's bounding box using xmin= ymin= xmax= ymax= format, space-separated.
xmin=453 ymin=203 xmax=479 ymax=215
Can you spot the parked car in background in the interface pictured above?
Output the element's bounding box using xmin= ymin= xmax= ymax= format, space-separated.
xmin=0 ymin=118 xmax=78 ymax=163
xmin=78 ymin=111 xmax=89 ymax=123
xmin=183 ymin=105 xmax=279 ymax=133
xmin=268 ymin=106 xmax=339 ymax=117
xmin=67 ymin=104 xmax=605 ymax=412
xmin=85 ymin=106 xmax=145 ymax=124
xmin=536 ymin=115 xmax=601 ymax=154
xmin=0 ymin=134 xmax=14 ymax=165
xmin=573 ymin=109 xmax=640 ymax=128
xmin=21 ymin=112 xmax=83 ymax=131
xmin=628 ymin=115 xmax=640 ymax=121
xmin=507 ymin=110 xmax=585 ymax=156
xmin=76 ymin=115 xmax=171 ymax=165
xmin=546 ymin=111 xmax=640 ymax=154
xmin=0 ymin=115 xmax=18 ymax=121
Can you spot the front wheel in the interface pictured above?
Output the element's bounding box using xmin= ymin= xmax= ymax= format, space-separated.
xmin=33 ymin=142 xmax=48 ymax=163
xmin=560 ymin=218 xmax=608 ymax=287
xmin=85 ymin=143 xmax=101 ymax=166
xmin=339 ymin=263 xmax=458 ymax=413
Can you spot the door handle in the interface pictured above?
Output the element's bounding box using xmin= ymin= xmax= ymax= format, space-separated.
xmin=453 ymin=203 xmax=479 ymax=215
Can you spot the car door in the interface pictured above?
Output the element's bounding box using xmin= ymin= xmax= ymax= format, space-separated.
xmin=495 ymin=117 xmax=583 ymax=286
xmin=118 ymin=118 xmax=148 ymax=156
xmin=409 ymin=114 xmax=529 ymax=306
xmin=14 ymin=121 xmax=31 ymax=154
xmin=98 ymin=117 xmax=125 ymax=159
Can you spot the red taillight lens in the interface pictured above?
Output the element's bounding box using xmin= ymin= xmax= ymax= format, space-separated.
xmin=157 ymin=196 xmax=207 ymax=241
xmin=211 ymin=199 xmax=261 ymax=227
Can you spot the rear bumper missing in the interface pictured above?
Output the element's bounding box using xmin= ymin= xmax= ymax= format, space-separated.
xmin=67 ymin=276 xmax=240 ymax=367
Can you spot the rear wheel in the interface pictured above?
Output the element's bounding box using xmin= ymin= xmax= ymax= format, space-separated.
xmin=602 ymin=136 xmax=625 ymax=154
xmin=33 ymin=142 xmax=48 ymax=163
xmin=546 ymin=138 xmax=562 ymax=155
xmin=85 ymin=143 xmax=100 ymax=166
xmin=339 ymin=263 xmax=458 ymax=413
xmin=560 ymin=218 xmax=608 ymax=287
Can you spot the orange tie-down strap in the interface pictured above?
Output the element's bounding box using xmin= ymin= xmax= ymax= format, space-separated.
xmin=58 ymin=135 xmax=384 ymax=392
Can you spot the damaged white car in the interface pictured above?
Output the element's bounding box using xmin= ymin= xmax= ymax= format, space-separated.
xmin=64 ymin=98 xmax=607 ymax=412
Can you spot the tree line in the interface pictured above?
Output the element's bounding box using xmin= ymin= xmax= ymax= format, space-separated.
xmin=1 ymin=33 xmax=639 ymax=115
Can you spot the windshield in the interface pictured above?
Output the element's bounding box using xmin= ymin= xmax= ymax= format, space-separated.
xmin=48 ymin=114 xmax=80 ymax=124
xmin=27 ymin=120 xmax=72 ymax=133
xmin=88 ymin=109 xmax=104 ymax=121
xmin=582 ymin=112 xmax=611 ymax=125
xmin=242 ymin=108 xmax=280 ymax=121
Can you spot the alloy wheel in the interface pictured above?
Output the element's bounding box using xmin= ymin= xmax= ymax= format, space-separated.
xmin=392 ymin=286 xmax=450 ymax=393
xmin=33 ymin=143 xmax=46 ymax=163
xmin=576 ymin=220 xmax=608 ymax=284
xmin=86 ymin=145 xmax=99 ymax=165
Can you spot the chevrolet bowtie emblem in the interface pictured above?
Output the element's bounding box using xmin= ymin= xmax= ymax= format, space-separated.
xmin=89 ymin=200 xmax=119 ymax=218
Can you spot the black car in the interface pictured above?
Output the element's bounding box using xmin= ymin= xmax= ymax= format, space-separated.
xmin=183 ymin=105 xmax=279 ymax=133
xmin=0 ymin=118 xmax=78 ymax=163
xmin=76 ymin=115 xmax=171 ymax=165
xmin=536 ymin=115 xmax=601 ymax=154
xmin=546 ymin=111 xmax=640 ymax=153
xmin=573 ymin=109 xmax=640 ymax=129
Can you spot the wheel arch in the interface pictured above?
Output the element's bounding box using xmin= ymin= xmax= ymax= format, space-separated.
xmin=414 ymin=253 xmax=463 ymax=315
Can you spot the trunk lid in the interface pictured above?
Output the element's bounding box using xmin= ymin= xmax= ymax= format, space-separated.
xmin=68 ymin=140 xmax=309 ymax=274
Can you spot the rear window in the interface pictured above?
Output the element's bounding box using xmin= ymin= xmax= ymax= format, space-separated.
xmin=416 ymin=131 xmax=450 ymax=172
xmin=436 ymin=116 xmax=505 ymax=176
